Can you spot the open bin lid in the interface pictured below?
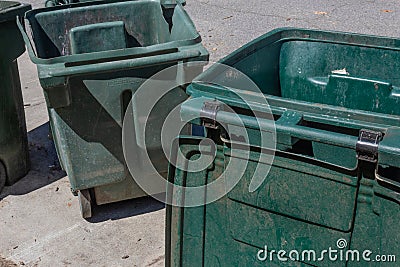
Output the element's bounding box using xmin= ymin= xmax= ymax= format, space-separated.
xmin=0 ymin=1 xmax=30 ymax=23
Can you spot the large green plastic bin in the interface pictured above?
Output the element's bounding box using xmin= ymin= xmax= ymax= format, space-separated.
xmin=19 ymin=0 xmax=208 ymax=218
xmin=0 ymin=1 xmax=31 ymax=193
xmin=166 ymin=29 xmax=400 ymax=266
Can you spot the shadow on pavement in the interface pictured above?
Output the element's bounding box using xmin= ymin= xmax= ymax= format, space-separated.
xmin=1 ymin=122 xmax=166 ymax=222
xmin=0 ymin=122 xmax=66 ymax=199
xmin=88 ymin=194 xmax=166 ymax=223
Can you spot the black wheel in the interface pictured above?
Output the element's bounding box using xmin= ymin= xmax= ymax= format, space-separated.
xmin=0 ymin=161 xmax=6 ymax=193
xmin=78 ymin=189 xmax=92 ymax=219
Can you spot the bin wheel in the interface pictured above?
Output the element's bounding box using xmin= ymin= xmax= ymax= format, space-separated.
xmin=0 ymin=161 xmax=6 ymax=193
xmin=78 ymin=189 xmax=92 ymax=219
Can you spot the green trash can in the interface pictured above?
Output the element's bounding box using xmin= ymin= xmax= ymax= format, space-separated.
xmin=0 ymin=1 xmax=31 ymax=193
xmin=166 ymin=29 xmax=400 ymax=266
xmin=19 ymin=0 xmax=208 ymax=218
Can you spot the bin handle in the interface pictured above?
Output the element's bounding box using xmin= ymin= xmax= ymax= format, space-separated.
xmin=214 ymin=108 xmax=362 ymax=175
xmin=181 ymin=95 xmax=359 ymax=150
xmin=16 ymin=16 xmax=41 ymax=64
xmin=211 ymin=108 xmax=359 ymax=149
xmin=375 ymin=169 xmax=400 ymax=190
xmin=182 ymin=96 xmax=365 ymax=173
xmin=48 ymin=49 xmax=201 ymax=77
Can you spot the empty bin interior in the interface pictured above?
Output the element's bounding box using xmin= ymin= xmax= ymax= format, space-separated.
xmin=25 ymin=0 xmax=198 ymax=57
xmin=203 ymin=33 xmax=400 ymax=117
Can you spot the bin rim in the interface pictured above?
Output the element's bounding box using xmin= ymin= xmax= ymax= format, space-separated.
xmin=186 ymin=26 xmax=400 ymax=130
xmin=192 ymin=27 xmax=400 ymax=101
xmin=187 ymin=27 xmax=400 ymax=127
xmin=213 ymin=27 xmax=400 ymax=70
xmin=35 ymin=0 xmax=174 ymax=12
xmin=44 ymin=0 xmax=186 ymax=8
xmin=187 ymin=83 xmax=400 ymax=128
xmin=18 ymin=0 xmax=202 ymax=65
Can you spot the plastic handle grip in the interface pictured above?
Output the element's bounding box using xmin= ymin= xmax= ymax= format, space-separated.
xmin=49 ymin=49 xmax=201 ymax=77
xmin=16 ymin=16 xmax=41 ymax=64
xmin=213 ymin=109 xmax=358 ymax=149
xmin=180 ymin=97 xmax=358 ymax=149
xmin=375 ymin=170 xmax=400 ymax=190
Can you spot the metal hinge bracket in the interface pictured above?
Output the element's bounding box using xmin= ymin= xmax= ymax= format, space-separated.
xmin=200 ymin=100 xmax=221 ymax=129
xmin=356 ymin=129 xmax=383 ymax=163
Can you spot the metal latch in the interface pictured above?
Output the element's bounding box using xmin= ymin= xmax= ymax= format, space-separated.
xmin=200 ymin=100 xmax=221 ymax=129
xmin=356 ymin=129 xmax=383 ymax=163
